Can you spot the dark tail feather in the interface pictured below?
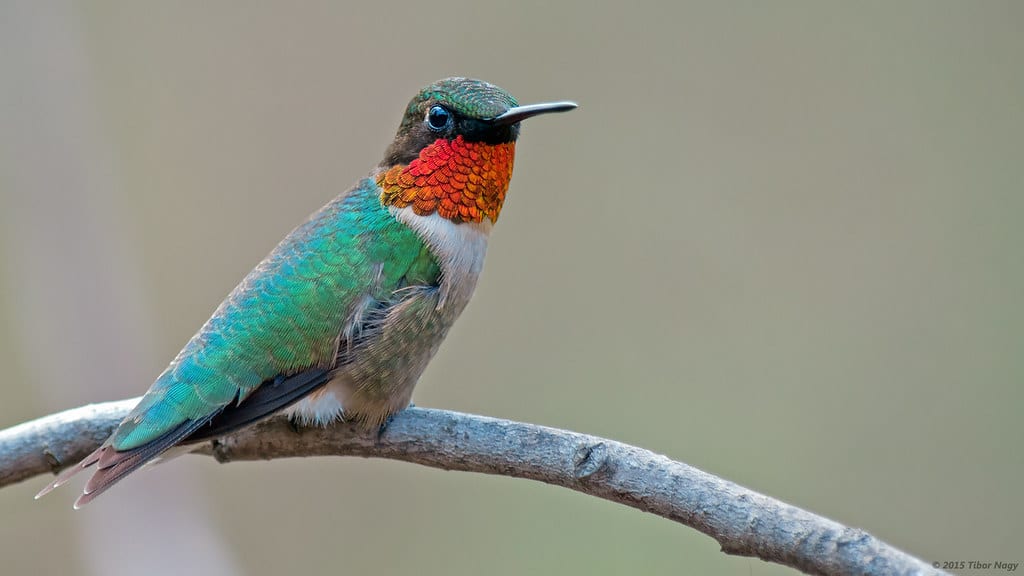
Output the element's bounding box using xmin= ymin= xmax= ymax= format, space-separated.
xmin=35 ymin=449 xmax=103 ymax=500
xmin=35 ymin=418 xmax=207 ymax=507
xmin=73 ymin=418 xmax=211 ymax=509
xmin=37 ymin=367 xmax=331 ymax=507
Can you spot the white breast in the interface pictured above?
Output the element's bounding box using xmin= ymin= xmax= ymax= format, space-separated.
xmin=390 ymin=207 xmax=493 ymax=309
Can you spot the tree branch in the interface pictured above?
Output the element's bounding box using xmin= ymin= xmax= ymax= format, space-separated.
xmin=1 ymin=399 xmax=941 ymax=576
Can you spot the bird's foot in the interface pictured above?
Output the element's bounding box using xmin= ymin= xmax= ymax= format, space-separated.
xmin=375 ymin=415 xmax=395 ymax=445
xmin=375 ymin=404 xmax=413 ymax=444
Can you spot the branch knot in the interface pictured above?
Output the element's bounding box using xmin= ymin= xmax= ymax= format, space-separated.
xmin=573 ymin=441 xmax=608 ymax=480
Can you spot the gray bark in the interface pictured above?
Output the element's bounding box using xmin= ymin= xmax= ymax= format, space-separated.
xmin=0 ymin=399 xmax=943 ymax=576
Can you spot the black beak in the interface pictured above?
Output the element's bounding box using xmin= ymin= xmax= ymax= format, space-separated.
xmin=488 ymin=101 xmax=578 ymax=126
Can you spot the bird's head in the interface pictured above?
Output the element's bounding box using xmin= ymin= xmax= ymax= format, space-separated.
xmin=378 ymin=77 xmax=575 ymax=224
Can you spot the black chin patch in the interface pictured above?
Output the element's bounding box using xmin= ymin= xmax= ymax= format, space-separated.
xmin=458 ymin=119 xmax=519 ymax=145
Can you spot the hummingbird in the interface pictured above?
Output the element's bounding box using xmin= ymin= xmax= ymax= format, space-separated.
xmin=37 ymin=77 xmax=576 ymax=508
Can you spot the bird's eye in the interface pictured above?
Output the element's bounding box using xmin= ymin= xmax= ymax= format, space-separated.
xmin=426 ymin=105 xmax=452 ymax=131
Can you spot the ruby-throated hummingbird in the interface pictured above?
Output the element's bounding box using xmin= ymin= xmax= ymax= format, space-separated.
xmin=37 ymin=77 xmax=576 ymax=508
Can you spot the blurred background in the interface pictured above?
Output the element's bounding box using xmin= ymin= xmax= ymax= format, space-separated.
xmin=1 ymin=2 xmax=1021 ymax=575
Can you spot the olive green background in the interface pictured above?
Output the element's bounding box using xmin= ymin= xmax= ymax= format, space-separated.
xmin=1 ymin=2 xmax=1021 ymax=575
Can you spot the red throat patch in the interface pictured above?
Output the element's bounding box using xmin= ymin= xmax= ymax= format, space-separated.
xmin=378 ymin=135 xmax=516 ymax=223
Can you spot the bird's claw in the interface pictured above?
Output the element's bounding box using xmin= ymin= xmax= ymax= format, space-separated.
xmin=375 ymin=414 xmax=395 ymax=444
xmin=375 ymin=403 xmax=414 ymax=444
